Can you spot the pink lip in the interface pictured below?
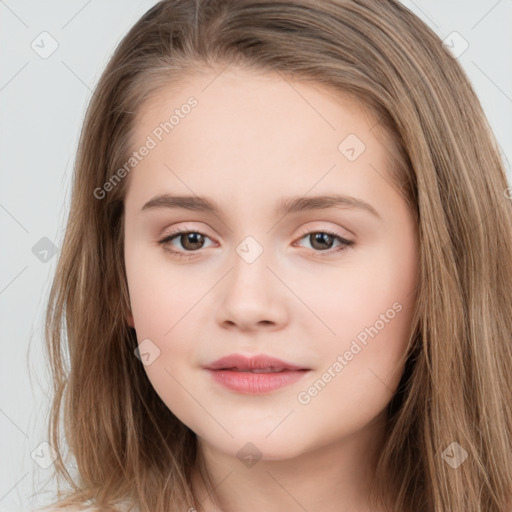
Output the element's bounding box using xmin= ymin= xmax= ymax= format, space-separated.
xmin=204 ymin=353 xmax=310 ymax=394
xmin=204 ymin=353 xmax=309 ymax=371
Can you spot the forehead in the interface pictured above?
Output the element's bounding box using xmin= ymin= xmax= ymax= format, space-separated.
xmin=126 ymin=67 xmax=397 ymax=209
xmin=132 ymin=66 xmax=381 ymax=149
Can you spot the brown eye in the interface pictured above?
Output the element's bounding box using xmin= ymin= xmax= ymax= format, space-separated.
xmin=295 ymin=230 xmax=354 ymax=256
xmin=176 ymin=232 xmax=206 ymax=251
xmin=308 ymin=232 xmax=336 ymax=251
xmin=157 ymin=229 xmax=214 ymax=259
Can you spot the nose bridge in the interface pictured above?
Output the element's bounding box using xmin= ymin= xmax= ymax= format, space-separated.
xmin=215 ymin=231 xmax=287 ymax=329
xmin=229 ymin=231 xmax=274 ymax=295
xmin=235 ymin=233 xmax=268 ymax=266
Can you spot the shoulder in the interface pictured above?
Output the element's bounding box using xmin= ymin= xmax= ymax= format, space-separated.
xmin=31 ymin=502 xmax=136 ymax=512
xmin=30 ymin=507 xmax=105 ymax=512
xmin=31 ymin=509 xmax=96 ymax=512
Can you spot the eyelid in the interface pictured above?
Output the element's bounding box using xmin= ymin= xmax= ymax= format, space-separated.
xmin=294 ymin=222 xmax=353 ymax=240
xmin=293 ymin=227 xmax=354 ymax=257
xmin=157 ymin=221 xmax=355 ymax=260
xmin=160 ymin=222 xmax=214 ymax=238
xmin=160 ymin=221 xmax=353 ymax=243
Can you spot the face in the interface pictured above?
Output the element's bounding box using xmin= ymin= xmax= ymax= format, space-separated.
xmin=123 ymin=66 xmax=419 ymax=462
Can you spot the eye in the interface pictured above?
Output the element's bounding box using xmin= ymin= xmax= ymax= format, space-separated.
xmin=157 ymin=228 xmax=214 ymax=259
xmin=156 ymin=227 xmax=354 ymax=259
xmin=294 ymin=229 xmax=354 ymax=257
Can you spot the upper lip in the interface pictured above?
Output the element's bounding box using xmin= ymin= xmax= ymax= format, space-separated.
xmin=204 ymin=354 xmax=309 ymax=371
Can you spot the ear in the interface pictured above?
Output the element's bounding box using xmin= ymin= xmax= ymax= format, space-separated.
xmin=126 ymin=312 xmax=135 ymax=328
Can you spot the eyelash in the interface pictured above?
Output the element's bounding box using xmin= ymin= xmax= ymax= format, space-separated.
xmin=157 ymin=227 xmax=354 ymax=260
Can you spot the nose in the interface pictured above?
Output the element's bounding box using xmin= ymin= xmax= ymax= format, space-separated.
xmin=214 ymin=247 xmax=289 ymax=332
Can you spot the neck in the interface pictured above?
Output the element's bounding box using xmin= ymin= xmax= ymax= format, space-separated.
xmin=190 ymin=410 xmax=390 ymax=512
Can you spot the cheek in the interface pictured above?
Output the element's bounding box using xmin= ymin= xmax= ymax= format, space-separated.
xmin=125 ymin=253 xmax=200 ymax=423
xmin=297 ymin=237 xmax=417 ymax=398
xmin=293 ymin=281 xmax=415 ymax=445
xmin=124 ymin=245 xmax=204 ymax=402
xmin=125 ymin=242 xmax=202 ymax=336
xmin=298 ymin=240 xmax=416 ymax=344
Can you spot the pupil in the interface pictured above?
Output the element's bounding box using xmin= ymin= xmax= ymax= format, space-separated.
xmin=183 ymin=233 xmax=204 ymax=250
xmin=312 ymin=233 xmax=333 ymax=250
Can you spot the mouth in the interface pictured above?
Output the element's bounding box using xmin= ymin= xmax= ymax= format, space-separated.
xmin=217 ymin=367 xmax=307 ymax=373
xmin=204 ymin=353 xmax=311 ymax=393
xmin=205 ymin=353 xmax=309 ymax=372
xmin=205 ymin=366 xmax=310 ymax=394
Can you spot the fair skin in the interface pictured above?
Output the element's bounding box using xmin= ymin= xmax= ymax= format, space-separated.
xmin=123 ymin=66 xmax=419 ymax=512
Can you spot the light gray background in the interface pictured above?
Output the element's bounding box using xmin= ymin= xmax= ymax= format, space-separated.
xmin=1 ymin=1 xmax=511 ymax=511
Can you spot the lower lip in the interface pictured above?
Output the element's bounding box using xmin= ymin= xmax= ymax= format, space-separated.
xmin=206 ymin=369 xmax=310 ymax=394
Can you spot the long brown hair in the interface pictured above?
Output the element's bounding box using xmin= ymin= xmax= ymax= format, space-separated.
xmin=39 ymin=0 xmax=512 ymax=511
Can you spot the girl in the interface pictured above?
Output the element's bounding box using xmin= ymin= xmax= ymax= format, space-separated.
xmin=39 ymin=0 xmax=512 ymax=511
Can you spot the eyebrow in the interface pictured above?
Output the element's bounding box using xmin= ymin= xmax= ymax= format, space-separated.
xmin=140 ymin=193 xmax=381 ymax=219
